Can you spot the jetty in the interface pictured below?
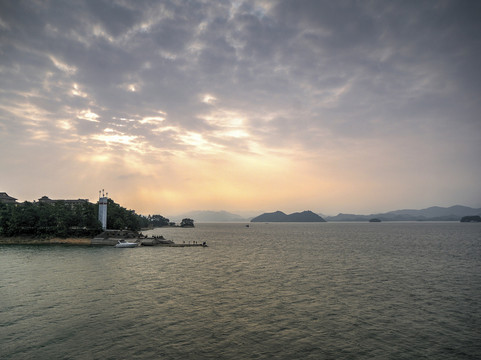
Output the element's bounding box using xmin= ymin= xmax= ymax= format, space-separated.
xmin=91 ymin=230 xmax=207 ymax=247
xmin=92 ymin=230 xmax=139 ymax=246
xmin=0 ymin=231 xmax=207 ymax=247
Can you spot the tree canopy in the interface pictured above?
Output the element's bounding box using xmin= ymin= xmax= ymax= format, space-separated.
xmin=148 ymin=214 xmax=170 ymax=228
xmin=180 ymin=218 xmax=195 ymax=227
xmin=0 ymin=201 xmax=102 ymax=237
xmin=0 ymin=198 xmax=184 ymax=237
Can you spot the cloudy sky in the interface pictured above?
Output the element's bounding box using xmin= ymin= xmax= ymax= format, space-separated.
xmin=1 ymin=0 xmax=480 ymax=216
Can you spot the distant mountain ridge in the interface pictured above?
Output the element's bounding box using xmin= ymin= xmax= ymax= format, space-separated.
xmin=251 ymin=210 xmax=326 ymax=222
xmin=325 ymin=205 xmax=481 ymax=222
xmin=171 ymin=206 xmax=481 ymax=222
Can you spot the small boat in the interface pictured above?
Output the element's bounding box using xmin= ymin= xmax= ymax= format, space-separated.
xmin=114 ymin=240 xmax=138 ymax=248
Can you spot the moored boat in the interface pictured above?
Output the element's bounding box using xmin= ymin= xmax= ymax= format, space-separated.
xmin=114 ymin=240 xmax=138 ymax=248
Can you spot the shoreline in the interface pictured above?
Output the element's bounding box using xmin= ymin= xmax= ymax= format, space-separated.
xmin=0 ymin=237 xmax=206 ymax=247
xmin=0 ymin=237 xmax=92 ymax=245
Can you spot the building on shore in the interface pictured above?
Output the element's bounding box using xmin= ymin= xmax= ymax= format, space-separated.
xmin=38 ymin=196 xmax=89 ymax=208
xmin=0 ymin=192 xmax=18 ymax=204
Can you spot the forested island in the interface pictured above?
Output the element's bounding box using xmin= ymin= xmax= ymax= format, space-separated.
xmin=0 ymin=199 xmax=192 ymax=238
xmin=251 ymin=210 xmax=326 ymax=222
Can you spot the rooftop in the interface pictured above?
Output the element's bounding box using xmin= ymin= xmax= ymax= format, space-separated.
xmin=0 ymin=192 xmax=18 ymax=203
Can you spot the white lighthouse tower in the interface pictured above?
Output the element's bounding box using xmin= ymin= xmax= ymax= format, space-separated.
xmin=98 ymin=189 xmax=108 ymax=230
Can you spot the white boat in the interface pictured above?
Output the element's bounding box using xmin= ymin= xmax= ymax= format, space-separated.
xmin=114 ymin=240 xmax=138 ymax=248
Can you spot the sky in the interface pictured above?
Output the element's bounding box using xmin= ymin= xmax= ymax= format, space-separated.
xmin=1 ymin=0 xmax=480 ymax=217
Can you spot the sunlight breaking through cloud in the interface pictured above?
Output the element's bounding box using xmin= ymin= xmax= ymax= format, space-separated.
xmin=49 ymin=55 xmax=77 ymax=74
xmin=202 ymin=94 xmax=217 ymax=104
xmin=139 ymin=115 xmax=165 ymax=125
xmin=1 ymin=0 xmax=480 ymax=215
xmin=92 ymin=130 xmax=138 ymax=148
xmin=71 ymin=83 xmax=88 ymax=97
xmin=77 ymin=110 xmax=99 ymax=122
xmin=177 ymin=132 xmax=224 ymax=153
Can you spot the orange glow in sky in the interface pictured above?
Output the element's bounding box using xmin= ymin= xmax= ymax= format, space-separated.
xmin=1 ymin=1 xmax=480 ymax=217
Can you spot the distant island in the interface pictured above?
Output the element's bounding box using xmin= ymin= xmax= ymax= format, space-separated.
xmin=168 ymin=205 xmax=481 ymax=223
xmin=248 ymin=206 xmax=481 ymax=223
xmin=460 ymin=215 xmax=481 ymax=223
xmin=251 ymin=210 xmax=326 ymax=223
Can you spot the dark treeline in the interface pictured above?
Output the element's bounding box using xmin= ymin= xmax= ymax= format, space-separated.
xmin=0 ymin=199 xmax=192 ymax=238
xmin=0 ymin=201 xmax=102 ymax=237
xmin=145 ymin=215 xmax=195 ymax=228
xmin=105 ymin=199 xmax=148 ymax=231
xmin=148 ymin=214 xmax=170 ymax=228
xmin=106 ymin=199 xmax=197 ymax=229
xmin=102 ymin=200 xmax=194 ymax=229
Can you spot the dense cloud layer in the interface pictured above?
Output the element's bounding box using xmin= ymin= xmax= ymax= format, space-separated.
xmin=1 ymin=0 xmax=480 ymax=214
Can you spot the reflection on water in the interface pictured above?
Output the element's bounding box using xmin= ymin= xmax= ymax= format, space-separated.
xmin=1 ymin=222 xmax=480 ymax=359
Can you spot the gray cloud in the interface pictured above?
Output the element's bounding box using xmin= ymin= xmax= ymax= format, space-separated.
xmin=1 ymin=0 xmax=480 ymax=211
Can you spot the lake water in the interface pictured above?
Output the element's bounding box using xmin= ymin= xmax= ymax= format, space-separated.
xmin=1 ymin=222 xmax=480 ymax=359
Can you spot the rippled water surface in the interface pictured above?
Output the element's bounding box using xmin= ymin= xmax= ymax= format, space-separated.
xmin=1 ymin=222 xmax=480 ymax=359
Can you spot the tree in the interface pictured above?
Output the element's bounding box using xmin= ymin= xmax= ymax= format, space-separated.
xmin=105 ymin=198 xmax=146 ymax=231
xmin=180 ymin=218 xmax=194 ymax=227
xmin=150 ymin=214 xmax=170 ymax=227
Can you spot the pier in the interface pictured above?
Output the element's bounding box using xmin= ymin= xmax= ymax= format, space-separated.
xmin=0 ymin=230 xmax=207 ymax=247
xmin=91 ymin=230 xmax=207 ymax=247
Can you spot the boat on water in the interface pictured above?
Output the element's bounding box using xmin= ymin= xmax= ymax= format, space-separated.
xmin=114 ymin=240 xmax=138 ymax=248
